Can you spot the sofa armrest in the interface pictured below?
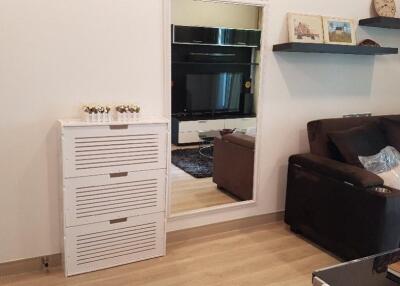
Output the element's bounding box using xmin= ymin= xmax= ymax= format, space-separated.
xmin=213 ymin=136 xmax=254 ymax=200
xmin=290 ymin=153 xmax=384 ymax=188
xmin=222 ymin=134 xmax=255 ymax=149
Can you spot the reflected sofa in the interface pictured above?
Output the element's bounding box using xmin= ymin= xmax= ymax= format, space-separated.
xmin=213 ymin=133 xmax=255 ymax=201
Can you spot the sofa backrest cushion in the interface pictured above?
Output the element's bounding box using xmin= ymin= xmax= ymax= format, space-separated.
xmin=307 ymin=116 xmax=381 ymax=160
xmin=308 ymin=115 xmax=400 ymax=161
xmin=381 ymin=117 xmax=400 ymax=152
xmin=328 ymin=122 xmax=388 ymax=167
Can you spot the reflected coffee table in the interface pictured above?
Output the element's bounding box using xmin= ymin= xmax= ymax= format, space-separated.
xmin=198 ymin=130 xmax=221 ymax=159
xmin=313 ymin=249 xmax=400 ymax=286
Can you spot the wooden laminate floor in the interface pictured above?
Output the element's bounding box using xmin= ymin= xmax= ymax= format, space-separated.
xmin=170 ymin=164 xmax=239 ymax=214
xmin=1 ymin=221 xmax=339 ymax=286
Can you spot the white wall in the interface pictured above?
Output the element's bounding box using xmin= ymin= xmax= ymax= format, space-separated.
xmin=171 ymin=0 xmax=260 ymax=29
xmin=0 ymin=0 xmax=165 ymax=263
xmin=2 ymin=0 xmax=400 ymax=263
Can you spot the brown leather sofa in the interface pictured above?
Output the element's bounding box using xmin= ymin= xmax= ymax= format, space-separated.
xmin=285 ymin=115 xmax=400 ymax=261
xmin=213 ymin=133 xmax=255 ymax=201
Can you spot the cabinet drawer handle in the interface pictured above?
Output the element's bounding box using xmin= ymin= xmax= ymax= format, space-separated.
xmin=198 ymin=121 xmax=207 ymax=123
xmin=110 ymin=125 xmax=128 ymax=130
xmin=110 ymin=218 xmax=128 ymax=224
xmin=236 ymin=42 xmax=246 ymax=45
xmin=110 ymin=172 xmax=128 ymax=178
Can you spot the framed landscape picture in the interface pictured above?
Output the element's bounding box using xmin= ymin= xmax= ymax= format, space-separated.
xmin=288 ymin=13 xmax=324 ymax=44
xmin=322 ymin=17 xmax=356 ymax=45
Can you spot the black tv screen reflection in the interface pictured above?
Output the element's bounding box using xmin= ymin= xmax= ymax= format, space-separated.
xmin=186 ymin=72 xmax=243 ymax=114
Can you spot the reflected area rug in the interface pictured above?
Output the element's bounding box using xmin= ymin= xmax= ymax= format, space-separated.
xmin=171 ymin=148 xmax=213 ymax=178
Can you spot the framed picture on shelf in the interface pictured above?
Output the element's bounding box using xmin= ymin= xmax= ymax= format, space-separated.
xmin=287 ymin=13 xmax=324 ymax=44
xmin=322 ymin=17 xmax=356 ymax=45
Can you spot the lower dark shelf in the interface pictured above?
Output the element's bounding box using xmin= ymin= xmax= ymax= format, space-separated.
xmin=359 ymin=16 xmax=400 ymax=29
xmin=273 ymin=43 xmax=398 ymax=55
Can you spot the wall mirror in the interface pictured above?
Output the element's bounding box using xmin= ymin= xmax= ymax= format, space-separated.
xmin=169 ymin=0 xmax=264 ymax=216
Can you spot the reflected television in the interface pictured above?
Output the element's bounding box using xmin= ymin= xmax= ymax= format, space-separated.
xmin=185 ymin=72 xmax=243 ymax=114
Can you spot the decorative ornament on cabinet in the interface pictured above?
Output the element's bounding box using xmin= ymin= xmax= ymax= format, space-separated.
xmin=83 ymin=105 xmax=112 ymax=122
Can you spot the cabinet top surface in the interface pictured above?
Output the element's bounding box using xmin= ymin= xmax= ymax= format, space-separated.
xmin=59 ymin=117 xmax=169 ymax=127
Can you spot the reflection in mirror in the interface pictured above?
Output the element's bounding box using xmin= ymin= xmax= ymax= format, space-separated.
xmin=170 ymin=0 xmax=262 ymax=215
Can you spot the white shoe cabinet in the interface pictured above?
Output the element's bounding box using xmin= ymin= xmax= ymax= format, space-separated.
xmin=59 ymin=118 xmax=168 ymax=276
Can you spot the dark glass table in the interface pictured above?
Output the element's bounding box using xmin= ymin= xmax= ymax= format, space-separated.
xmin=313 ymin=249 xmax=400 ymax=286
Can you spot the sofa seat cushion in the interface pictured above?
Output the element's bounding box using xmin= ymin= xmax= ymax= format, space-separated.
xmin=381 ymin=118 xmax=400 ymax=152
xmin=328 ymin=122 xmax=388 ymax=167
xmin=377 ymin=165 xmax=400 ymax=190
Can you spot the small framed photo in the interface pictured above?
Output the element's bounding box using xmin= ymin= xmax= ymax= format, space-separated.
xmin=322 ymin=17 xmax=356 ymax=45
xmin=288 ymin=13 xmax=324 ymax=44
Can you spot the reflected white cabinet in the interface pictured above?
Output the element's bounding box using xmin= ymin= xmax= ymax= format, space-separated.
xmin=224 ymin=118 xmax=256 ymax=130
xmin=59 ymin=118 xmax=168 ymax=276
xmin=172 ymin=117 xmax=256 ymax=144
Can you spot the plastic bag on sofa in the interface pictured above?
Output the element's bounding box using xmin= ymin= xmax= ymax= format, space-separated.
xmin=359 ymin=146 xmax=400 ymax=190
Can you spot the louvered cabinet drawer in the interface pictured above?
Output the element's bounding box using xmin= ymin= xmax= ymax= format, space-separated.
xmin=64 ymin=212 xmax=165 ymax=276
xmin=62 ymin=124 xmax=167 ymax=178
xmin=64 ymin=169 xmax=166 ymax=227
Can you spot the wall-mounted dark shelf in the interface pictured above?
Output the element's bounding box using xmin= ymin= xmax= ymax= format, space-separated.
xmin=273 ymin=43 xmax=398 ymax=55
xmin=359 ymin=17 xmax=400 ymax=29
xmin=172 ymin=61 xmax=259 ymax=66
